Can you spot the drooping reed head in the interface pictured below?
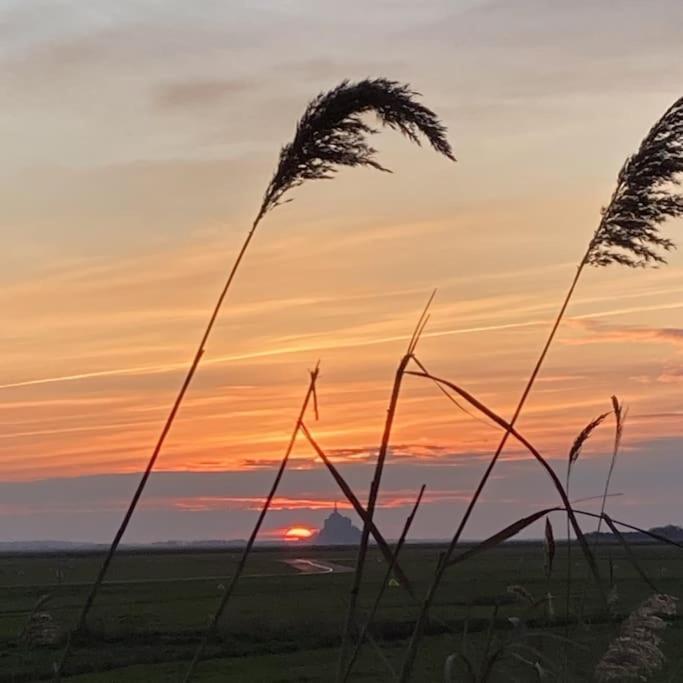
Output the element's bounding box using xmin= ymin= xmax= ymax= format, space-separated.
xmin=568 ymin=411 xmax=609 ymax=468
xmin=589 ymin=96 xmax=683 ymax=267
xmin=257 ymin=78 xmax=455 ymax=221
xmin=611 ymin=395 xmax=626 ymax=452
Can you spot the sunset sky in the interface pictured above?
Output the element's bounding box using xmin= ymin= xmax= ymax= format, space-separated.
xmin=2 ymin=0 xmax=683 ymax=542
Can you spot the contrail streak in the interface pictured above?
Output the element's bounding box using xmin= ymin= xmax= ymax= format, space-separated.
xmin=0 ymin=319 xmax=545 ymax=391
xmin=2 ymin=299 xmax=680 ymax=392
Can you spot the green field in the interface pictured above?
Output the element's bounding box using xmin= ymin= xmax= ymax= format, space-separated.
xmin=1 ymin=543 xmax=681 ymax=681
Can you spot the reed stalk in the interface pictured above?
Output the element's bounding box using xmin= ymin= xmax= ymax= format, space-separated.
xmin=543 ymin=517 xmax=556 ymax=620
xmin=342 ymin=484 xmax=426 ymax=682
xmin=563 ymin=410 xmax=608 ymax=672
xmin=300 ymin=422 xmax=457 ymax=644
xmin=336 ymin=293 xmax=435 ymax=680
xmin=398 ymin=366 xmax=605 ymax=681
xmin=398 ymin=95 xmax=683 ymax=681
xmin=55 ymin=78 xmax=453 ymax=678
xmin=597 ymin=397 xmax=626 ymax=535
xmin=183 ymin=365 xmax=319 ymax=682
xmin=299 ymin=421 xmax=414 ymax=597
xmin=448 ymin=506 xmax=682 ymax=568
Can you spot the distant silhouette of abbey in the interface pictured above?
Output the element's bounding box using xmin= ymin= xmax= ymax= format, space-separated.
xmin=313 ymin=503 xmax=362 ymax=545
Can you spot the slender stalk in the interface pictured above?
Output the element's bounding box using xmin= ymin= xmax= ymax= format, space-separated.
xmin=337 ymin=354 xmax=409 ymax=679
xmin=299 ymin=422 xmax=415 ymax=598
xmin=566 ymin=463 xmax=573 ymax=600
xmin=543 ymin=519 xmax=555 ymax=621
xmin=182 ymin=365 xmax=319 ymax=682
xmin=342 ymin=485 xmax=426 ymax=682
xmin=398 ymin=357 xmax=604 ymax=682
xmin=597 ymin=398 xmax=625 ymax=535
xmin=563 ymin=410 xmax=610 ymax=665
xmin=301 ymin=422 xmax=456 ymax=639
xmin=363 ymin=626 xmax=398 ymax=679
xmin=54 ymin=77 xmax=455 ymax=677
xmin=601 ymin=515 xmax=657 ymax=592
xmin=448 ymin=506 xmax=681 ymax=567
xmin=407 ymin=263 xmax=587 ymax=574
xmin=564 ymin=460 xmax=573 ymax=676
xmin=573 ymin=510 xmax=683 ymax=548
xmin=444 ymin=251 xmax=587 ymax=551
xmin=336 ymin=295 xmax=434 ymax=680
xmin=401 ymin=92 xmax=683 ymax=675
xmin=410 ymin=368 xmax=602 ymax=582
xmin=398 ymin=258 xmax=590 ymax=682
xmin=303 ymin=412 xmax=462 ymax=670
xmin=54 ymin=215 xmax=264 ymax=677
xmin=479 ymin=602 xmax=500 ymax=681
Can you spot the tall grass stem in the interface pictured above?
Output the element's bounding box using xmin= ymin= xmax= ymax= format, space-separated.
xmin=182 ymin=365 xmax=320 ymax=682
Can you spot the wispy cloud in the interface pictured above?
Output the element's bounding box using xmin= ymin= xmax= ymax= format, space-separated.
xmin=155 ymin=79 xmax=257 ymax=109
xmin=657 ymin=367 xmax=683 ymax=384
xmin=3 ymin=438 xmax=683 ymax=542
xmin=567 ymin=319 xmax=683 ymax=347
xmin=4 ymin=0 xmax=683 ymax=540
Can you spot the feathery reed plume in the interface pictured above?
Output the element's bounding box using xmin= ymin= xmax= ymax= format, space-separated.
xmin=183 ymin=365 xmax=319 ymax=682
xmin=337 ymin=292 xmax=436 ymax=681
xmin=259 ymin=79 xmax=455 ymax=219
xmin=595 ymin=594 xmax=677 ymax=682
xmin=567 ymin=411 xmax=610 ymax=555
xmin=56 ymin=78 xmax=453 ymax=677
xmin=597 ymin=396 xmax=627 ymax=535
xmin=342 ymin=485 xmax=426 ymax=682
xmin=568 ymin=412 xmax=610 ymax=468
xmin=611 ymin=395 xmax=626 ymax=449
xmin=588 ymin=97 xmax=683 ymax=267
xmin=398 ymin=94 xmax=683 ymax=681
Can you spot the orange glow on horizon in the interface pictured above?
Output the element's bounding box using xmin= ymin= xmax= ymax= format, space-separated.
xmin=283 ymin=526 xmax=316 ymax=541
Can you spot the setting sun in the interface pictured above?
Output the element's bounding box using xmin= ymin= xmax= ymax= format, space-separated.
xmin=283 ymin=527 xmax=315 ymax=542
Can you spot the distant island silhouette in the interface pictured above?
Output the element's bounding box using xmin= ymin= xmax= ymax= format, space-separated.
xmin=585 ymin=524 xmax=683 ymax=544
xmin=313 ymin=504 xmax=362 ymax=546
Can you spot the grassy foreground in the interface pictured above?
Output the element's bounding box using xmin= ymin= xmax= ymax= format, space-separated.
xmin=1 ymin=543 xmax=681 ymax=681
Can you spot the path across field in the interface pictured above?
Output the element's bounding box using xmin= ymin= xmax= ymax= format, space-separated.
xmin=281 ymin=558 xmax=354 ymax=574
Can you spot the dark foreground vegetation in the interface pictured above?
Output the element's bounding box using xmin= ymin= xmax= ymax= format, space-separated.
xmin=2 ymin=542 xmax=681 ymax=681
xmin=9 ymin=77 xmax=682 ymax=681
